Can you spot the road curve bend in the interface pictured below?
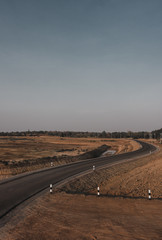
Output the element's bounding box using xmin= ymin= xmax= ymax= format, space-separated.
xmin=0 ymin=140 xmax=157 ymax=220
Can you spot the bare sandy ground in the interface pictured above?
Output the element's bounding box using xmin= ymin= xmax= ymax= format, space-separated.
xmin=61 ymin=141 xmax=162 ymax=199
xmin=0 ymin=137 xmax=139 ymax=180
xmin=1 ymin=193 xmax=161 ymax=240
xmin=0 ymin=136 xmax=139 ymax=162
xmin=0 ymin=140 xmax=161 ymax=240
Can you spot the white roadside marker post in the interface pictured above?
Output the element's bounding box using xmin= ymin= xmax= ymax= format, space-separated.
xmin=93 ymin=165 xmax=95 ymax=171
xmin=148 ymin=189 xmax=151 ymax=200
xmin=51 ymin=162 xmax=53 ymax=167
xmin=50 ymin=184 xmax=53 ymax=194
xmin=97 ymin=186 xmax=100 ymax=196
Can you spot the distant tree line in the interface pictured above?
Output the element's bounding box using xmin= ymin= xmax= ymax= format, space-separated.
xmin=151 ymin=128 xmax=162 ymax=139
xmin=0 ymin=128 xmax=161 ymax=139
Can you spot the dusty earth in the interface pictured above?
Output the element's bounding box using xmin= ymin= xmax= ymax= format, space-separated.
xmin=0 ymin=136 xmax=139 ymax=163
xmin=0 ymin=137 xmax=139 ymax=180
xmin=1 ymin=193 xmax=161 ymax=240
xmin=0 ymin=139 xmax=161 ymax=240
xmin=61 ymin=140 xmax=162 ymax=199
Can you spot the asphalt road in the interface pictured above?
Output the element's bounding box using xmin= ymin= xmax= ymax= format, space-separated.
xmin=0 ymin=140 xmax=157 ymax=219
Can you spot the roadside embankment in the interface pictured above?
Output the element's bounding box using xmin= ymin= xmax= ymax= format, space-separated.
xmin=0 ymin=138 xmax=140 ymax=180
xmin=1 ymin=192 xmax=161 ymax=240
xmin=0 ymin=140 xmax=161 ymax=240
xmin=60 ymin=141 xmax=162 ymax=199
xmin=77 ymin=144 xmax=109 ymax=160
xmin=0 ymin=145 xmax=109 ymax=180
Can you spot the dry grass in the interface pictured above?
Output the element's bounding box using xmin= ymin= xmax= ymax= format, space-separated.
xmin=1 ymin=193 xmax=161 ymax=240
xmin=0 ymin=136 xmax=139 ymax=162
xmin=0 ymin=137 xmax=139 ymax=180
xmin=61 ymin=140 xmax=162 ymax=199
xmin=0 ymin=139 xmax=161 ymax=240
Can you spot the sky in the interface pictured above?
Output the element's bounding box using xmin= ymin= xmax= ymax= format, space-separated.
xmin=0 ymin=0 xmax=162 ymax=132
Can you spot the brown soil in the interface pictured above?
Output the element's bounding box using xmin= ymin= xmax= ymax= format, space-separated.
xmin=1 ymin=193 xmax=161 ymax=240
xmin=0 ymin=139 xmax=161 ymax=240
xmin=0 ymin=137 xmax=139 ymax=180
xmin=0 ymin=136 xmax=139 ymax=162
xmin=61 ymin=140 xmax=162 ymax=199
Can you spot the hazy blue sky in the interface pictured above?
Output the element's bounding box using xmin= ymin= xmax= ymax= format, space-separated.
xmin=0 ymin=0 xmax=162 ymax=132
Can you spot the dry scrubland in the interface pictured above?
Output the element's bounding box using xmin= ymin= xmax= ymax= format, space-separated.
xmin=2 ymin=193 xmax=161 ymax=240
xmin=0 ymin=136 xmax=139 ymax=161
xmin=0 ymin=136 xmax=139 ymax=180
xmin=0 ymin=139 xmax=162 ymax=240
xmin=61 ymin=139 xmax=162 ymax=199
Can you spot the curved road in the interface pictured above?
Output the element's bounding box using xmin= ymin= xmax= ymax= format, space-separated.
xmin=0 ymin=140 xmax=157 ymax=219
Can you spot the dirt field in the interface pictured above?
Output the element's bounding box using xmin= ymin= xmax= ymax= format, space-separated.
xmin=0 ymin=139 xmax=161 ymax=240
xmin=1 ymin=193 xmax=161 ymax=240
xmin=0 ymin=137 xmax=139 ymax=180
xmin=0 ymin=136 xmax=139 ymax=162
xmin=61 ymin=140 xmax=162 ymax=199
